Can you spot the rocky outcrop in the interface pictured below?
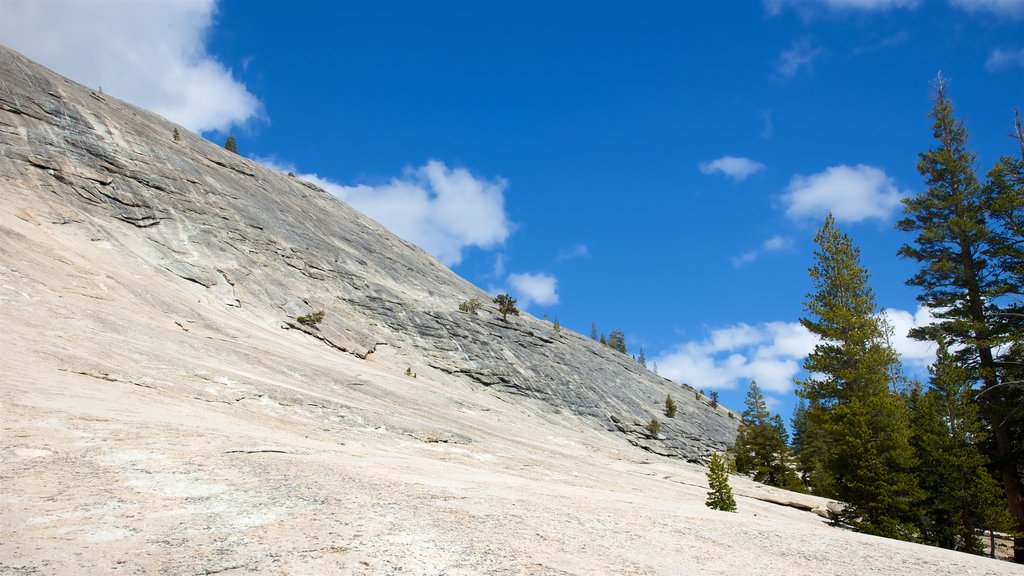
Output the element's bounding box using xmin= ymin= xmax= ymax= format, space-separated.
xmin=0 ymin=45 xmax=736 ymax=461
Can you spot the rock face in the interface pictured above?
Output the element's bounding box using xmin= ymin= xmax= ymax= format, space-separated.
xmin=0 ymin=45 xmax=736 ymax=462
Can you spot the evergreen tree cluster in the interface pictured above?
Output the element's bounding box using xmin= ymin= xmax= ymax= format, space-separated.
xmin=781 ymin=81 xmax=1024 ymax=560
xmin=732 ymin=381 xmax=802 ymax=491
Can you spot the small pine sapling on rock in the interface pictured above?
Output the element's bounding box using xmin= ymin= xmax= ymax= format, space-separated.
xmin=172 ymin=127 xmax=180 ymax=141
xmin=458 ymin=298 xmax=482 ymax=315
xmin=665 ymin=394 xmax=677 ymax=418
xmin=705 ymin=453 xmax=737 ymax=512
xmin=493 ymin=293 xmax=520 ymax=322
xmin=224 ymin=135 xmax=238 ymax=154
xmin=645 ymin=418 xmax=661 ymax=436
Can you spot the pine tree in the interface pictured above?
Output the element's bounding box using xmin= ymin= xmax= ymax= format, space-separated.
xmin=705 ymin=453 xmax=737 ymax=512
xmin=638 ymin=347 xmax=647 ymax=368
xmin=733 ymin=381 xmax=801 ymax=489
xmin=664 ymin=394 xmax=677 ymax=418
xmin=172 ymin=127 xmax=180 ymax=141
xmin=910 ymin=339 xmax=1011 ymax=554
xmin=798 ymin=214 xmax=920 ymax=539
xmin=492 ymin=293 xmax=520 ymax=322
xmin=708 ymin=390 xmax=719 ymax=408
xmin=591 ymin=323 xmax=598 ymax=341
xmin=224 ymin=135 xmax=238 ymax=154
xmin=898 ymin=78 xmax=1024 ymax=561
xmin=607 ymin=329 xmax=627 ymax=354
xmin=791 ymin=399 xmax=834 ymax=495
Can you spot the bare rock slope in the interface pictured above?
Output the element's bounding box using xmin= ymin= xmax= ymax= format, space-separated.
xmin=2 ymin=46 xmax=1019 ymax=574
xmin=0 ymin=45 xmax=733 ymax=462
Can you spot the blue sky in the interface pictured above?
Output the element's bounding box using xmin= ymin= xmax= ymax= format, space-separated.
xmin=3 ymin=0 xmax=1022 ymax=419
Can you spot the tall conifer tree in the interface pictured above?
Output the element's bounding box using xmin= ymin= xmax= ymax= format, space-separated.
xmin=898 ymin=78 xmax=1024 ymax=561
xmin=798 ymin=214 xmax=920 ymax=539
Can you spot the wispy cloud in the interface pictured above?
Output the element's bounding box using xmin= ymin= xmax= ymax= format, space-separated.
xmin=508 ymin=272 xmax=559 ymax=307
xmin=259 ymin=158 xmax=512 ymax=267
xmin=732 ymin=235 xmax=793 ymax=268
xmin=949 ymin=0 xmax=1024 ymax=18
xmin=653 ymin=306 xmax=935 ymax=394
xmin=776 ymin=40 xmax=823 ymax=78
xmin=824 ymin=0 xmax=919 ymax=9
xmin=557 ymin=244 xmax=590 ymax=261
xmin=0 ymin=0 xmax=263 ymax=133
xmin=760 ymin=111 xmax=774 ymax=139
xmin=698 ymin=156 xmax=766 ymax=182
xmin=766 ymin=0 xmax=918 ymax=15
xmin=986 ymin=47 xmax=1024 ymax=71
xmin=782 ymin=164 xmax=908 ymax=223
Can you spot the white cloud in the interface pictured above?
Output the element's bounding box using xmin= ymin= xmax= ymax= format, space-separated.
xmin=949 ymin=0 xmax=1024 ymax=18
xmin=986 ymin=48 xmax=1024 ymax=71
xmin=732 ymin=235 xmax=792 ymax=268
xmin=766 ymin=0 xmax=918 ymax=14
xmin=760 ymin=110 xmax=774 ymax=139
xmin=783 ymin=164 xmax=908 ymax=223
xmin=654 ymin=306 xmax=937 ymax=395
xmin=882 ymin=306 xmax=937 ymax=368
xmin=654 ymin=322 xmax=817 ymax=394
xmin=824 ymin=0 xmax=919 ymax=8
xmin=557 ymin=244 xmax=590 ymax=261
xmin=698 ymin=156 xmax=766 ymax=181
xmin=258 ymin=158 xmax=512 ymax=266
xmin=776 ymin=40 xmax=823 ymax=78
xmin=0 ymin=0 xmax=262 ymax=133
xmin=508 ymin=272 xmax=559 ymax=307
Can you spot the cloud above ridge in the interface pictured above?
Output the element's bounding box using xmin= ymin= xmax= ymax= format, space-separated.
xmin=0 ymin=0 xmax=262 ymax=133
xmin=259 ymin=158 xmax=512 ymax=267
xmin=509 ymin=273 xmax=559 ymax=307
xmin=783 ymin=164 xmax=908 ymax=223
xmin=653 ymin=306 xmax=936 ymax=395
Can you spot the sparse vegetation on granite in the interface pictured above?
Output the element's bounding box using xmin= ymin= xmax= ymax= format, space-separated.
xmin=296 ymin=310 xmax=325 ymax=327
xmin=459 ymin=298 xmax=482 ymax=315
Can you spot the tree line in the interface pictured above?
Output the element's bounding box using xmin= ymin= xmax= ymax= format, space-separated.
xmin=729 ymin=78 xmax=1023 ymax=562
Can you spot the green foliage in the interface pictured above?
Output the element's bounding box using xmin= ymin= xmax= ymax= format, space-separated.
xmin=705 ymin=453 xmax=737 ymax=512
xmin=224 ymin=135 xmax=238 ymax=154
xmin=590 ymin=323 xmax=598 ymax=340
xmin=296 ymin=310 xmax=325 ymax=327
xmin=910 ymin=340 xmax=1011 ymax=553
xmin=899 ymin=79 xmax=1024 ymax=560
xmin=553 ymin=317 xmax=562 ymax=333
xmin=733 ymin=381 xmax=801 ymax=490
xmin=172 ymin=127 xmax=180 ymax=141
xmin=606 ymin=328 xmax=627 ymax=354
xmin=637 ymin=346 xmax=647 ymax=367
xmin=459 ymin=298 xmax=482 ymax=315
xmin=492 ymin=293 xmax=520 ymax=322
xmin=709 ymin=391 xmax=719 ymax=408
xmin=797 ymin=214 xmax=920 ymax=539
xmin=645 ymin=418 xmax=661 ymax=436
xmin=405 ymin=367 xmax=417 ymax=378
xmin=664 ymin=394 xmax=677 ymax=418
xmin=791 ymin=399 xmax=834 ymax=496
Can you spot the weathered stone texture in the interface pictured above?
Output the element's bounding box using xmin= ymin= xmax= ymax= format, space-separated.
xmin=0 ymin=45 xmax=735 ymax=461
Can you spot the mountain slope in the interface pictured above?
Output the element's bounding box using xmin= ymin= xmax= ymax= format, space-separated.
xmin=0 ymin=44 xmax=733 ymax=463
xmin=2 ymin=46 xmax=1018 ymax=574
